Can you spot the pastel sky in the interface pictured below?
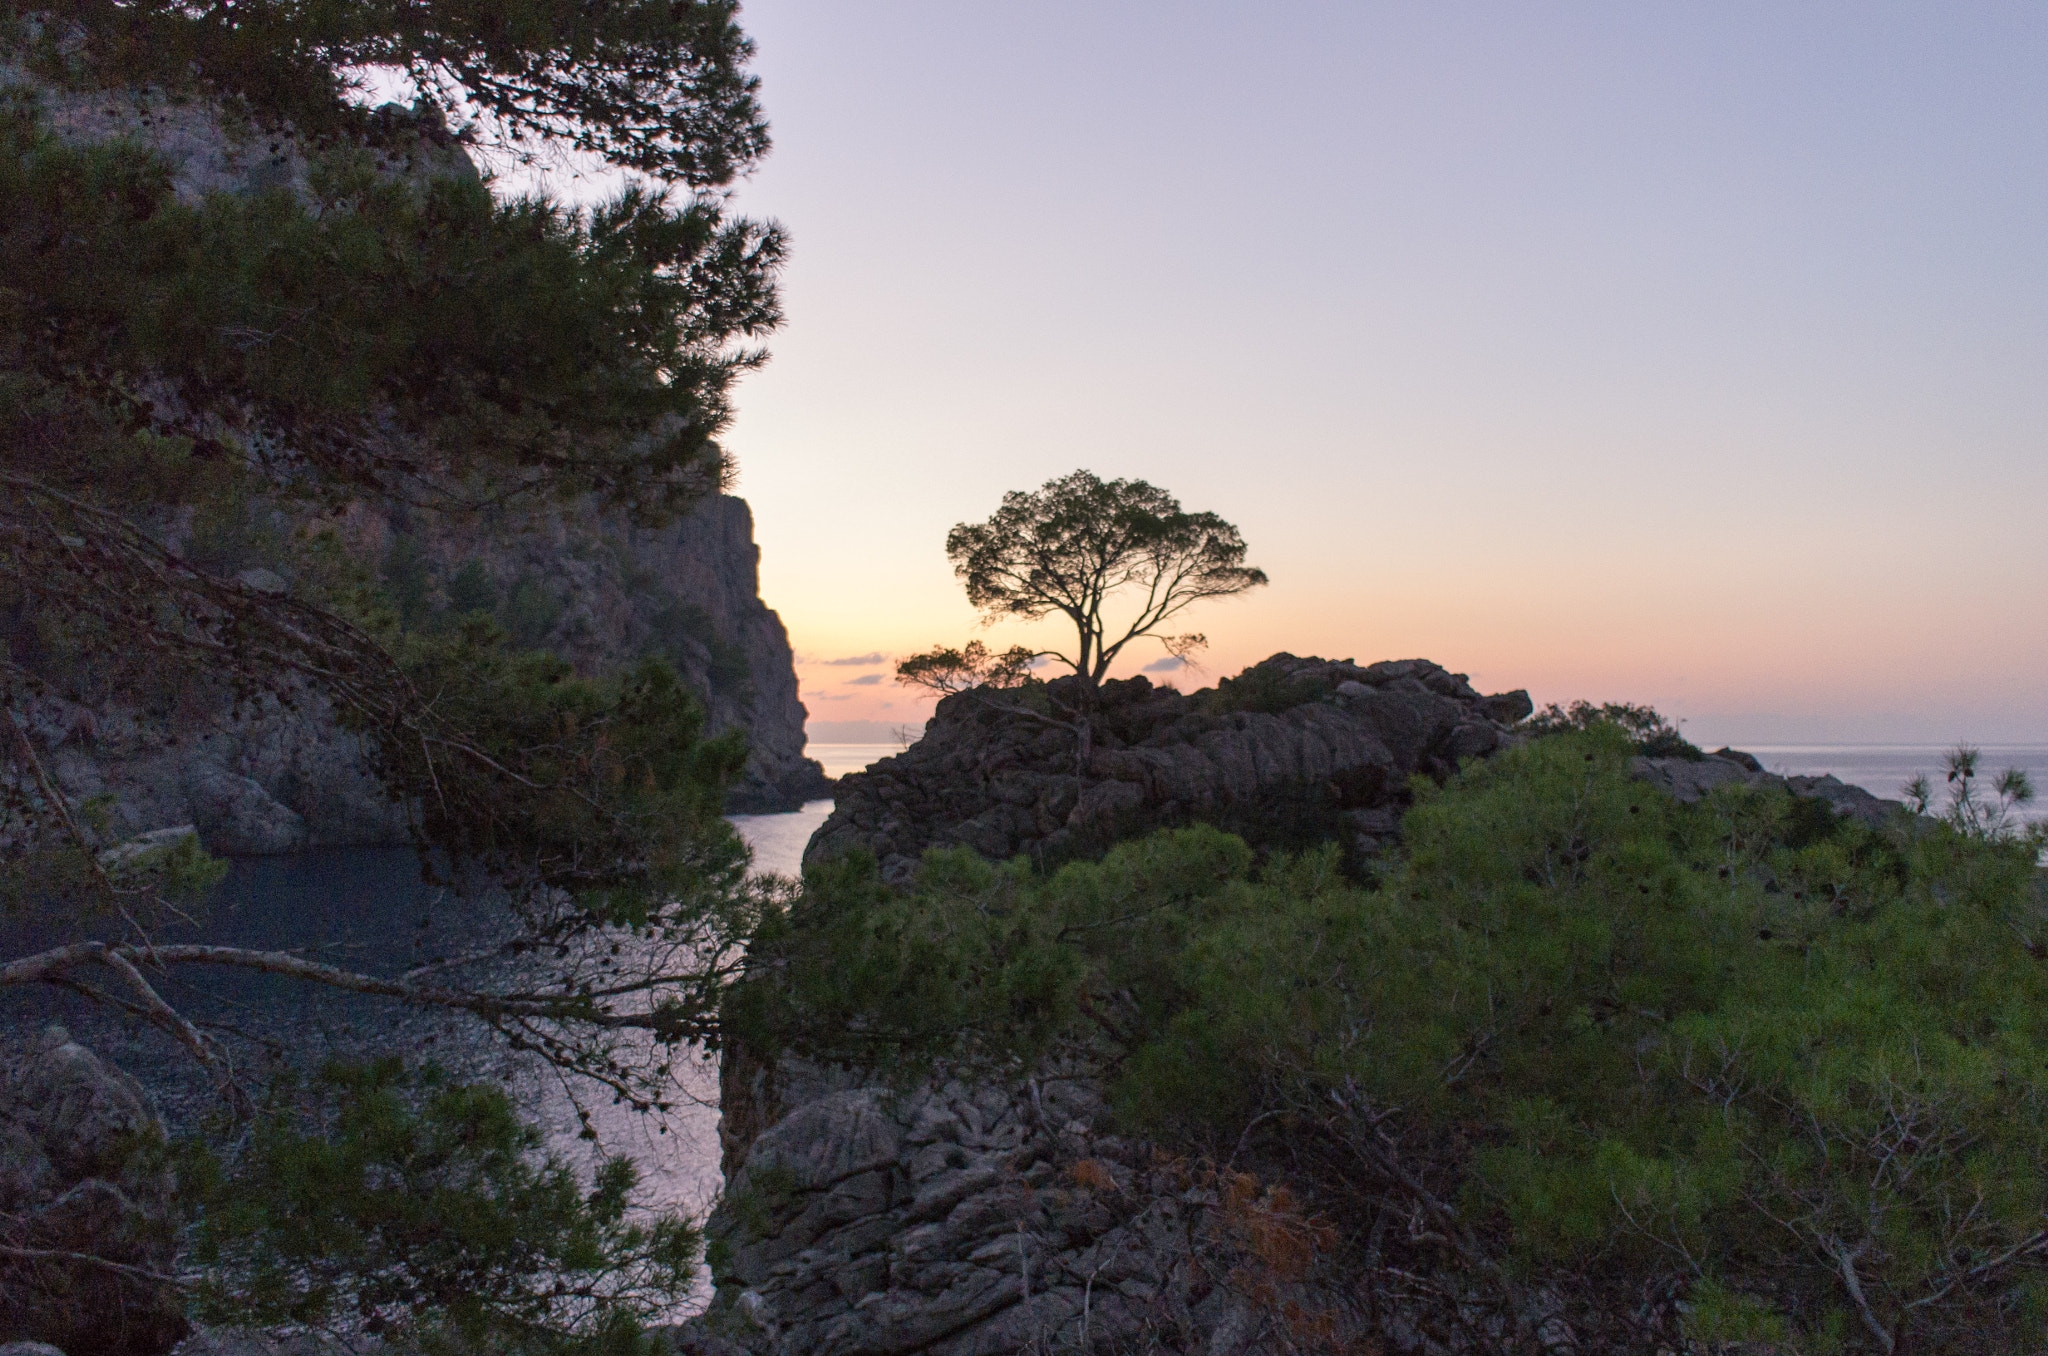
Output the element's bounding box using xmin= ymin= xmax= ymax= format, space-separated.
xmin=699 ymin=2 xmax=2048 ymax=745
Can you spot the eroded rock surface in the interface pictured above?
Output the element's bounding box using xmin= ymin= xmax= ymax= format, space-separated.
xmin=688 ymin=1054 xmax=1238 ymax=1355
xmin=807 ymin=655 xmax=1535 ymax=882
xmin=1633 ymin=747 xmax=1909 ymax=828
xmin=682 ymin=1049 xmax=1659 ymax=1356
xmin=0 ymin=1027 xmax=185 ymax=1356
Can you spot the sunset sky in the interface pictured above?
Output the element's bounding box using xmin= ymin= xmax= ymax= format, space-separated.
xmin=699 ymin=2 xmax=2046 ymax=745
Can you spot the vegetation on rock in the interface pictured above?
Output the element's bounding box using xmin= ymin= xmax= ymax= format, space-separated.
xmin=7 ymin=0 xmax=771 ymax=186
xmin=740 ymin=722 xmax=2048 ymax=1351
xmin=895 ymin=470 xmax=1267 ymax=762
xmin=182 ymin=1061 xmax=701 ymax=1353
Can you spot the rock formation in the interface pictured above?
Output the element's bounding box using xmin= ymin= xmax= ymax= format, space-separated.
xmin=682 ymin=1046 xmax=1640 ymax=1356
xmin=1 ymin=58 xmax=825 ymax=840
xmin=693 ymin=662 xmax=1932 ymax=1355
xmin=807 ymin=654 xmax=1535 ymax=883
xmin=0 ymin=1027 xmax=186 ymax=1356
xmin=1633 ymin=745 xmax=1906 ymax=826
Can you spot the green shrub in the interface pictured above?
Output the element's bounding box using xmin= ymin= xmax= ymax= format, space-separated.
xmin=1524 ymin=698 xmax=1704 ymax=759
xmin=746 ymin=729 xmax=2048 ymax=1349
xmin=182 ymin=1060 xmax=699 ymax=1354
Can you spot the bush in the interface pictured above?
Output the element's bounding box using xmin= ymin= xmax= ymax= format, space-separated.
xmin=1524 ymin=698 xmax=1704 ymax=759
xmin=182 ymin=1060 xmax=699 ymax=1354
xmin=743 ymin=729 xmax=2048 ymax=1350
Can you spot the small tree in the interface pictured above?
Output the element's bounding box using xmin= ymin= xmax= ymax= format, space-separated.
xmin=897 ymin=471 xmax=1266 ymax=744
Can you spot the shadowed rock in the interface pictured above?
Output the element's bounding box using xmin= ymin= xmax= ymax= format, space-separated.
xmin=0 ymin=1028 xmax=186 ymax=1356
xmin=806 ymin=654 xmax=1534 ymax=882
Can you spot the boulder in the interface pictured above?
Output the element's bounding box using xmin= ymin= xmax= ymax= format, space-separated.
xmin=1631 ymin=753 xmax=1912 ymax=830
xmin=0 ymin=1028 xmax=186 ymax=1356
xmin=806 ymin=655 xmax=1533 ymax=882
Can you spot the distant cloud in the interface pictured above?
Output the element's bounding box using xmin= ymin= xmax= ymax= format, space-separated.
xmin=846 ymin=673 xmax=883 ymax=686
xmin=812 ymin=693 xmax=852 ymax=701
xmin=1142 ymin=656 xmax=1185 ymax=672
xmin=817 ymin=652 xmax=886 ymax=667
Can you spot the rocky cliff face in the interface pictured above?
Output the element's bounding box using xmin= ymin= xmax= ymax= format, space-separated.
xmin=682 ymin=1047 xmax=1619 ymax=1356
xmin=359 ymin=490 xmax=826 ymax=814
xmin=807 ymin=654 xmax=1536 ymax=883
xmin=11 ymin=492 xmax=826 ymax=856
xmin=3 ymin=61 xmax=823 ymax=846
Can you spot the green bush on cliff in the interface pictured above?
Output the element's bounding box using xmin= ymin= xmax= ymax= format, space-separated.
xmin=0 ymin=89 xmax=782 ymax=523
xmin=745 ymin=731 xmax=2048 ymax=1349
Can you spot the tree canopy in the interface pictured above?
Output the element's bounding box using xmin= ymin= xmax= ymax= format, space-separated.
xmin=898 ymin=470 xmax=1267 ymax=705
xmin=10 ymin=0 xmax=771 ymax=186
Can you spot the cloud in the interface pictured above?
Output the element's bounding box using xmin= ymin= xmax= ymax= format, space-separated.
xmin=817 ymin=652 xmax=886 ymax=667
xmin=1142 ymin=656 xmax=1185 ymax=672
xmin=812 ymin=693 xmax=853 ymax=701
xmin=846 ymin=673 xmax=884 ymax=686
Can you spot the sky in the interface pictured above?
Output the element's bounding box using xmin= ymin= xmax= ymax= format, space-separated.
xmin=631 ymin=3 xmax=2048 ymax=744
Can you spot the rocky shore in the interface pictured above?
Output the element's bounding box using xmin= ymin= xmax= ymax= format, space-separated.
xmin=7 ymin=653 xmax=1935 ymax=1354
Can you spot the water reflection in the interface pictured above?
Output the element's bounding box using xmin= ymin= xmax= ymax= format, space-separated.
xmin=729 ymin=798 xmax=833 ymax=878
xmin=0 ymin=796 xmax=844 ymax=1318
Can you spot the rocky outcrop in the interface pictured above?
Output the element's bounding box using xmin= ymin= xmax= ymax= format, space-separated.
xmin=682 ymin=1048 xmax=1661 ymax=1356
xmin=12 ymin=60 xmax=480 ymax=209
xmin=0 ymin=1027 xmax=185 ymax=1356
xmin=689 ymin=1053 xmax=1282 ymax=1355
xmin=806 ymin=655 xmax=1535 ymax=882
xmin=1633 ymin=746 xmax=1909 ymax=828
xmin=709 ymin=672 xmax=1935 ymax=1355
xmin=324 ymin=491 xmax=826 ymax=813
xmin=10 ymin=492 xmax=826 ymax=854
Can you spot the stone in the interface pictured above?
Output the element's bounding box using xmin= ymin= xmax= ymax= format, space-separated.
xmin=184 ymin=760 xmax=308 ymax=855
xmin=233 ymin=568 xmax=287 ymax=596
xmin=0 ymin=1028 xmax=186 ymax=1356
xmin=1711 ymin=746 xmax=1764 ymax=773
xmin=808 ymin=655 xmax=1534 ymax=878
xmin=97 ymin=825 xmax=199 ymax=872
xmin=1631 ymin=754 xmax=1912 ymax=829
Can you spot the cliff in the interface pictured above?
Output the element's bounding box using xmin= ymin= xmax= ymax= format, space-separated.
xmin=2 ymin=57 xmax=824 ymax=846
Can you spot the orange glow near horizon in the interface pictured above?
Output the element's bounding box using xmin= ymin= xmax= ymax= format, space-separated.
xmin=709 ymin=3 xmax=2045 ymax=748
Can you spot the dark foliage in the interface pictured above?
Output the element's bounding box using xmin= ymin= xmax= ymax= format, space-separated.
xmin=182 ymin=1061 xmax=700 ymax=1353
xmin=740 ymin=732 xmax=2048 ymax=1350
xmin=8 ymin=0 xmax=769 ymax=186
xmin=1524 ymin=697 xmax=1704 ymax=759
